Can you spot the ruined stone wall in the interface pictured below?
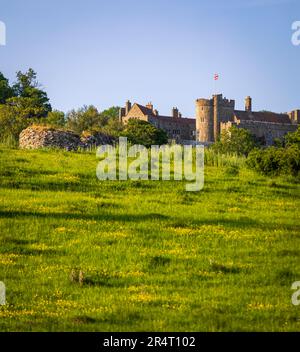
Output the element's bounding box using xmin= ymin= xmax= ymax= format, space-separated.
xmin=19 ymin=126 xmax=115 ymax=150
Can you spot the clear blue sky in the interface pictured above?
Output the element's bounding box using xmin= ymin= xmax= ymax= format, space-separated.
xmin=1 ymin=0 xmax=299 ymax=116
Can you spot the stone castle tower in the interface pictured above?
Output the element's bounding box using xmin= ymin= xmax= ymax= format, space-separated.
xmin=196 ymin=94 xmax=235 ymax=142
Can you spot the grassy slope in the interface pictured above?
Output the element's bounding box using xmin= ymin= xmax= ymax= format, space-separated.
xmin=0 ymin=146 xmax=299 ymax=332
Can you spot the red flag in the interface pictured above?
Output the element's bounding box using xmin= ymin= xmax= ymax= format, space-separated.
xmin=214 ymin=73 xmax=219 ymax=81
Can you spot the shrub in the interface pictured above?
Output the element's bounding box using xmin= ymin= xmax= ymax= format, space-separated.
xmin=285 ymin=126 xmax=300 ymax=148
xmin=46 ymin=110 xmax=65 ymax=127
xmin=213 ymin=126 xmax=257 ymax=156
xmin=0 ymin=104 xmax=31 ymax=145
xmin=280 ymin=145 xmax=300 ymax=176
xmin=121 ymin=119 xmax=168 ymax=147
xmin=66 ymin=105 xmax=102 ymax=134
xmin=224 ymin=164 xmax=240 ymax=177
xmin=246 ymin=146 xmax=300 ymax=177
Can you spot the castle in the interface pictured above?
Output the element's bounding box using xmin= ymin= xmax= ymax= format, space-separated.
xmin=119 ymin=101 xmax=196 ymax=143
xmin=119 ymin=95 xmax=299 ymax=145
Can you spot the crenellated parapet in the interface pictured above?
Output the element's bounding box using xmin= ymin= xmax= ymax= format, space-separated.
xmin=196 ymin=94 xmax=235 ymax=143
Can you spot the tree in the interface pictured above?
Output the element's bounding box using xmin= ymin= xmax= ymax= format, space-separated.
xmin=99 ymin=106 xmax=124 ymax=136
xmin=247 ymin=146 xmax=300 ymax=177
xmin=0 ymin=72 xmax=14 ymax=104
xmin=65 ymin=105 xmax=103 ymax=133
xmin=0 ymin=104 xmax=31 ymax=144
xmin=0 ymin=69 xmax=53 ymax=145
xmin=246 ymin=128 xmax=300 ymax=177
xmin=285 ymin=126 xmax=300 ymax=148
xmin=7 ymin=68 xmax=52 ymax=118
xmin=12 ymin=68 xmax=38 ymax=96
xmin=46 ymin=110 xmax=65 ymax=127
xmin=100 ymin=106 xmax=120 ymax=124
xmin=213 ymin=126 xmax=257 ymax=156
xmin=101 ymin=117 xmax=124 ymax=136
xmin=122 ymin=119 xmax=168 ymax=147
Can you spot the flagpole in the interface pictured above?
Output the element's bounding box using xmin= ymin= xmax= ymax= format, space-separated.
xmin=213 ymin=73 xmax=219 ymax=95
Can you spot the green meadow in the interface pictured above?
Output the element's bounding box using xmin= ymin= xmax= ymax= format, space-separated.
xmin=0 ymin=146 xmax=299 ymax=331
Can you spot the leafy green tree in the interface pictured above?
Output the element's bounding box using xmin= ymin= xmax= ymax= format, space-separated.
xmin=0 ymin=72 xmax=14 ymax=104
xmin=100 ymin=106 xmax=120 ymax=125
xmin=7 ymin=68 xmax=51 ymax=118
xmin=247 ymin=146 xmax=300 ymax=177
xmin=66 ymin=105 xmax=103 ymax=133
xmin=213 ymin=126 xmax=257 ymax=156
xmin=285 ymin=126 xmax=300 ymax=148
xmin=101 ymin=117 xmax=124 ymax=136
xmin=46 ymin=110 xmax=65 ymax=127
xmin=0 ymin=104 xmax=31 ymax=144
xmin=98 ymin=106 xmax=123 ymax=136
xmin=0 ymin=68 xmax=53 ymax=145
xmin=6 ymin=95 xmax=50 ymax=119
xmin=122 ymin=119 xmax=168 ymax=147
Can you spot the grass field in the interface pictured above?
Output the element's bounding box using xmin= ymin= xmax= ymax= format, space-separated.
xmin=0 ymin=146 xmax=299 ymax=331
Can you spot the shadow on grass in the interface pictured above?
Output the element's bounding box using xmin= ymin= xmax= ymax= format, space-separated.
xmin=0 ymin=245 xmax=65 ymax=256
xmin=82 ymin=277 xmax=128 ymax=288
xmin=275 ymin=269 xmax=298 ymax=286
xmin=169 ymin=218 xmax=300 ymax=232
xmin=210 ymin=262 xmax=241 ymax=274
xmin=0 ymin=209 xmax=298 ymax=234
xmin=0 ymin=237 xmax=37 ymax=245
xmin=148 ymin=255 xmax=172 ymax=269
xmin=0 ymin=178 xmax=160 ymax=193
xmin=72 ymin=315 xmax=99 ymax=325
xmin=0 ymin=209 xmax=170 ymax=223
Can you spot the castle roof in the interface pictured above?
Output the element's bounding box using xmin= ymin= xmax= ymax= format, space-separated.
xmin=155 ymin=115 xmax=196 ymax=125
xmin=134 ymin=103 xmax=195 ymax=125
xmin=135 ymin=103 xmax=155 ymax=116
xmin=234 ymin=110 xmax=291 ymax=124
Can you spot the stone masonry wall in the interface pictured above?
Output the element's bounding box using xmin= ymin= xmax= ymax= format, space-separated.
xmin=19 ymin=125 xmax=115 ymax=150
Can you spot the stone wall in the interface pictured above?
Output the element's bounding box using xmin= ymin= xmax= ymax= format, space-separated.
xmin=220 ymin=120 xmax=298 ymax=145
xmin=149 ymin=116 xmax=195 ymax=142
xmin=19 ymin=125 xmax=115 ymax=150
xmin=80 ymin=130 xmax=116 ymax=148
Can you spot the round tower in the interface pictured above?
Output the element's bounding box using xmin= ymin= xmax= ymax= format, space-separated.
xmin=196 ymin=98 xmax=214 ymax=142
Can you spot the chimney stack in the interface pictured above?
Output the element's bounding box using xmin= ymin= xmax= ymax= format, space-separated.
xmin=125 ymin=100 xmax=132 ymax=115
xmin=245 ymin=96 xmax=252 ymax=112
xmin=146 ymin=102 xmax=153 ymax=111
xmin=119 ymin=107 xmax=125 ymax=122
xmin=172 ymin=107 xmax=179 ymax=118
